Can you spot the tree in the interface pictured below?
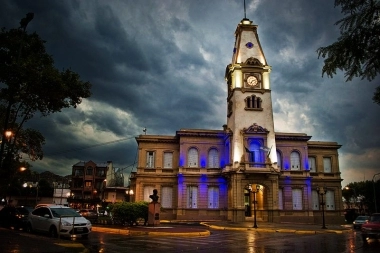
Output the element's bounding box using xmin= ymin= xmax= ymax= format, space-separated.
xmin=343 ymin=180 xmax=380 ymax=214
xmin=0 ymin=26 xmax=92 ymax=172
xmin=317 ymin=0 xmax=380 ymax=104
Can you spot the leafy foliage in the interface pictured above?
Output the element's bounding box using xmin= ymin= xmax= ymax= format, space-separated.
xmin=109 ymin=201 xmax=149 ymax=226
xmin=317 ymin=0 xmax=380 ymax=103
xmin=343 ymin=180 xmax=380 ymax=214
xmin=0 ymin=27 xmax=91 ymax=170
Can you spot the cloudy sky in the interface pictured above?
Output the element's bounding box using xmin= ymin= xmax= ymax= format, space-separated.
xmin=1 ymin=0 xmax=379 ymax=187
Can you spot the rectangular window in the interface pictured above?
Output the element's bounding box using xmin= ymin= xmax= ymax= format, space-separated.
xmin=187 ymin=186 xmax=198 ymax=208
xmin=146 ymin=151 xmax=155 ymax=168
xmin=143 ymin=186 xmax=155 ymax=202
xmin=292 ymin=189 xmax=302 ymax=210
xmin=312 ymin=190 xmax=319 ymax=210
xmin=308 ymin=157 xmax=316 ymax=172
xmin=325 ymin=191 xmax=335 ymax=210
xmin=323 ymin=157 xmax=332 ymax=173
xmin=208 ymin=187 xmax=219 ymax=209
xmin=161 ymin=186 xmax=173 ymax=208
xmin=85 ymin=181 xmax=91 ymax=187
xmin=163 ymin=152 xmax=173 ymax=169
xmin=278 ymin=188 xmax=283 ymax=210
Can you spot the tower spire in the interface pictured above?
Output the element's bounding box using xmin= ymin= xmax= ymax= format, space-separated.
xmin=244 ymin=0 xmax=247 ymax=19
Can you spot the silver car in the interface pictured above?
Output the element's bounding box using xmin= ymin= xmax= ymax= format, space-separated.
xmin=353 ymin=215 xmax=369 ymax=229
xmin=26 ymin=205 xmax=92 ymax=238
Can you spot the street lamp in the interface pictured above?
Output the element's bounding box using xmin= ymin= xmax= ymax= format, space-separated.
xmin=316 ymin=186 xmax=327 ymax=229
xmin=125 ymin=189 xmax=134 ymax=202
xmin=373 ymin=173 xmax=380 ymax=213
xmin=246 ymin=184 xmax=261 ymax=228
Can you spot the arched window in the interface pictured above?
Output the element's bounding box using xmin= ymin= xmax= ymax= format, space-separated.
xmin=276 ymin=150 xmax=282 ymax=170
xmin=245 ymin=95 xmax=262 ymax=109
xmin=290 ymin=151 xmax=301 ymax=170
xmin=208 ymin=148 xmax=219 ymax=168
xmin=248 ymin=140 xmax=263 ymax=163
xmin=187 ymin=148 xmax=198 ymax=167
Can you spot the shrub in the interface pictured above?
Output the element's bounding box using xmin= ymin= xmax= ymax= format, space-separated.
xmin=109 ymin=201 xmax=149 ymax=226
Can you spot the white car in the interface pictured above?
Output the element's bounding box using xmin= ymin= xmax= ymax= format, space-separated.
xmin=26 ymin=205 xmax=92 ymax=238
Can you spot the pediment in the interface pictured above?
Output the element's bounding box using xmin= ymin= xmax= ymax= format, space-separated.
xmin=243 ymin=123 xmax=268 ymax=133
xmin=244 ymin=57 xmax=263 ymax=66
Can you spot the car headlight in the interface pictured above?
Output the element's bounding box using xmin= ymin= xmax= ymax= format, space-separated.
xmin=61 ymin=220 xmax=72 ymax=226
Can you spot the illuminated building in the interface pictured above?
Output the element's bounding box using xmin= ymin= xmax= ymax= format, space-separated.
xmin=130 ymin=18 xmax=344 ymax=223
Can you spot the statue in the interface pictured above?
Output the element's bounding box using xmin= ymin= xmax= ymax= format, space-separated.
xmin=149 ymin=189 xmax=159 ymax=203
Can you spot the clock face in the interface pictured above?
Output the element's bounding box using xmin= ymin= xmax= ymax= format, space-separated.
xmin=247 ymin=76 xmax=258 ymax=86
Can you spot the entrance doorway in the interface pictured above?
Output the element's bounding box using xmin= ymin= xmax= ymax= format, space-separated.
xmin=244 ymin=184 xmax=263 ymax=219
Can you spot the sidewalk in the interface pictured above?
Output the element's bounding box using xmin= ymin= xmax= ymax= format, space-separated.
xmin=92 ymin=219 xmax=353 ymax=236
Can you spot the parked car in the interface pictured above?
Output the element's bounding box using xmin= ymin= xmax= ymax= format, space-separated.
xmin=361 ymin=213 xmax=380 ymax=242
xmin=0 ymin=206 xmax=32 ymax=230
xmin=78 ymin=209 xmax=98 ymax=223
xmin=26 ymin=205 xmax=92 ymax=238
xmin=353 ymin=215 xmax=369 ymax=229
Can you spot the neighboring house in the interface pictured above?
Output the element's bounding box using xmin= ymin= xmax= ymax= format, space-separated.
xmin=68 ymin=161 xmax=128 ymax=210
xmin=130 ymin=18 xmax=345 ymax=224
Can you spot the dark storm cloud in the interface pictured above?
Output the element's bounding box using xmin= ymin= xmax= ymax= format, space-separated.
xmin=1 ymin=0 xmax=379 ymax=185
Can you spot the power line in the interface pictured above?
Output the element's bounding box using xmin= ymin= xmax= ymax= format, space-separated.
xmin=46 ymin=136 xmax=135 ymax=156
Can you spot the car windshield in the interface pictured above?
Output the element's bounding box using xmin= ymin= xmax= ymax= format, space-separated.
xmin=370 ymin=215 xmax=380 ymax=222
xmin=356 ymin=216 xmax=368 ymax=220
xmin=16 ymin=208 xmax=30 ymax=215
xmin=50 ymin=208 xmax=82 ymax=218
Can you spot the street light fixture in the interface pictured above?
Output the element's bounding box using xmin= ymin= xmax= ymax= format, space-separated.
xmin=246 ymin=184 xmax=261 ymax=228
xmin=316 ymin=186 xmax=328 ymax=229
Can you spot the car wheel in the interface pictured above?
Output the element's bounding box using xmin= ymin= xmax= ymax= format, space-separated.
xmin=49 ymin=226 xmax=58 ymax=238
xmin=26 ymin=223 xmax=33 ymax=233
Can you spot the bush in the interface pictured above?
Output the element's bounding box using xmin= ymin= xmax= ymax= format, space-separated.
xmin=109 ymin=201 xmax=149 ymax=226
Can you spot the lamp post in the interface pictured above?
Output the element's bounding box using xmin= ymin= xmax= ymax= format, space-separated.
xmin=125 ymin=189 xmax=134 ymax=202
xmin=373 ymin=173 xmax=380 ymax=213
xmin=246 ymin=184 xmax=260 ymax=228
xmin=317 ymin=186 xmax=327 ymax=229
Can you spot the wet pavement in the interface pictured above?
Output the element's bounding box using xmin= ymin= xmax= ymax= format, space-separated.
xmin=92 ymin=218 xmax=352 ymax=236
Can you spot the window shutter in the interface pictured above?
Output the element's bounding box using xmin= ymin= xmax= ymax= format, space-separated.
xmin=144 ymin=186 xmax=154 ymax=202
xmin=290 ymin=152 xmax=300 ymax=170
xmin=325 ymin=191 xmax=335 ymax=210
xmin=146 ymin=151 xmax=155 ymax=168
xmin=312 ymin=190 xmax=319 ymax=210
xmin=292 ymin=189 xmax=302 ymax=210
xmin=188 ymin=148 xmax=198 ymax=167
xmin=187 ymin=186 xmax=198 ymax=208
xmin=308 ymin=157 xmax=316 ymax=172
xmin=161 ymin=187 xmax=173 ymax=208
xmin=163 ymin=152 xmax=173 ymax=168
xmin=323 ymin=158 xmax=332 ymax=173
xmin=208 ymin=149 xmax=219 ymax=168
xmin=208 ymin=187 xmax=219 ymax=208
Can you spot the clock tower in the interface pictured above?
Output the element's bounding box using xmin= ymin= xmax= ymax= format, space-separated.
xmin=225 ymin=18 xmax=277 ymax=167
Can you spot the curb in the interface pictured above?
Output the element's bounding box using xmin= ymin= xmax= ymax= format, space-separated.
xmin=92 ymin=226 xmax=210 ymax=237
xmin=201 ymin=222 xmax=352 ymax=234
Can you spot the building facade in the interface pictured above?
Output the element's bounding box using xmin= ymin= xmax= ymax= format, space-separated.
xmin=130 ymin=18 xmax=345 ymax=224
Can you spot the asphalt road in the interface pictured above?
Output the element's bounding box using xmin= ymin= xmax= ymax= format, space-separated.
xmin=1 ymin=226 xmax=380 ymax=253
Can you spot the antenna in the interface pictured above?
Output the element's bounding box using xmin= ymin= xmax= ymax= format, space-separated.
xmin=244 ymin=0 xmax=247 ymax=19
